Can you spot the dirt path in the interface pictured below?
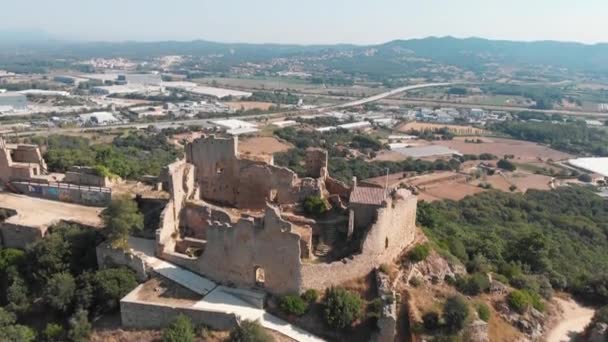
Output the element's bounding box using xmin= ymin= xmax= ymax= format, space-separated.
xmin=546 ymin=297 xmax=595 ymax=342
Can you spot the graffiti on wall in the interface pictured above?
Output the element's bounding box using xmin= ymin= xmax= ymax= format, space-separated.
xmin=28 ymin=185 xmax=42 ymax=194
xmin=81 ymin=190 xmax=109 ymax=206
xmin=45 ymin=187 xmax=59 ymax=199
xmin=59 ymin=189 xmax=72 ymax=202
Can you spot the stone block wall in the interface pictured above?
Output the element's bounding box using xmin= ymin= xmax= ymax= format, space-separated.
xmin=121 ymin=291 xmax=238 ymax=331
xmin=0 ymin=222 xmax=46 ymax=248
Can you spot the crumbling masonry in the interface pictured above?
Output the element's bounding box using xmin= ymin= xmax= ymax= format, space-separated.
xmin=156 ymin=135 xmax=417 ymax=295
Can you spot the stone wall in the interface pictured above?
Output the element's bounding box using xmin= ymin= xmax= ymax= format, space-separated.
xmin=185 ymin=135 xmax=324 ymax=210
xmin=0 ymin=138 xmax=46 ymax=182
xmin=121 ymin=288 xmax=238 ymax=330
xmin=301 ymin=190 xmax=417 ymax=290
xmin=96 ymin=243 xmax=149 ymax=282
xmin=195 ymin=205 xmax=303 ymax=295
xmin=0 ymin=222 xmax=46 ymax=248
xmin=64 ymin=166 xmax=110 ymax=187
xmin=304 ymin=148 xmax=328 ymax=179
xmin=10 ymin=181 xmax=111 ymax=207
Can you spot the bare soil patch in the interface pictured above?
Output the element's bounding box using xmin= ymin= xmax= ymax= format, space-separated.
xmin=238 ymin=136 xmax=292 ymax=157
xmin=226 ymin=101 xmax=274 ymax=111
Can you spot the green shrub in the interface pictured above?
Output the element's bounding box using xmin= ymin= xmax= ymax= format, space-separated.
xmin=43 ymin=323 xmax=64 ymax=341
xmin=302 ymin=289 xmax=319 ymax=303
xmin=422 ymin=311 xmax=440 ymax=331
xmin=303 ymin=196 xmax=328 ymax=217
xmin=93 ymin=267 xmax=138 ymax=312
xmin=323 ymin=287 xmax=363 ymax=329
xmin=476 ymin=303 xmax=491 ymax=322
xmin=578 ymin=174 xmax=592 ymax=183
xmin=408 ymin=244 xmax=431 ymax=263
xmin=279 ymin=295 xmax=308 ymax=316
xmin=443 ymin=296 xmax=470 ymax=333
xmin=229 ymin=319 xmax=274 ymax=342
xmin=163 ymin=315 xmax=195 ymax=342
xmin=497 ymin=159 xmax=516 ymax=171
xmin=507 ymin=290 xmax=544 ymax=313
xmin=457 ymin=273 xmax=490 ymax=296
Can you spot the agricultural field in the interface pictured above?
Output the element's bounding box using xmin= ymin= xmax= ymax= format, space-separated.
xmin=434 ymin=137 xmax=573 ymax=161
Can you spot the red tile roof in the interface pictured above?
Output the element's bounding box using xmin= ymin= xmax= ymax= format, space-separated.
xmin=349 ymin=186 xmax=386 ymax=206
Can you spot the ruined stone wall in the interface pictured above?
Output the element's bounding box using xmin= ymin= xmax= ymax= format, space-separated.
xmin=182 ymin=202 xmax=231 ymax=239
xmin=325 ymin=176 xmax=351 ymax=199
xmin=195 ymin=206 xmax=303 ymax=295
xmin=0 ymin=222 xmax=45 ymax=248
xmin=10 ymin=145 xmax=46 ymax=169
xmin=305 ymin=148 xmax=328 ymax=179
xmin=64 ymin=167 xmax=109 ymax=187
xmin=121 ymin=291 xmax=238 ymax=330
xmin=300 ymin=190 xmax=417 ymax=291
xmin=351 ymin=202 xmax=380 ymax=231
xmin=186 ymin=135 xmax=324 ymax=210
xmin=157 ymin=160 xmax=195 ymax=254
xmin=96 ymin=243 xmax=149 ymax=282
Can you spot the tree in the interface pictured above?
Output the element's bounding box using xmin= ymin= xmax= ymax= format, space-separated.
xmin=6 ymin=276 xmax=30 ymax=314
xmin=68 ymin=310 xmax=91 ymax=342
xmin=279 ymin=295 xmax=308 ymax=316
xmin=45 ymin=272 xmax=76 ymax=312
xmin=229 ymin=319 xmax=274 ymax=342
xmin=497 ymin=159 xmax=516 ymax=172
xmin=323 ymin=287 xmax=363 ymax=329
xmin=93 ymin=268 xmax=138 ymax=312
xmin=443 ymin=296 xmax=469 ymax=332
xmin=162 ymin=314 xmax=195 ymax=342
xmin=101 ymin=196 xmax=144 ymax=250
xmin=43 ymin=323 xmax=65 ymax=342
xmin=303 ymin=196 xmax=328 ymax=217
xmin=0 ymin=308 xmax=35 ymax=342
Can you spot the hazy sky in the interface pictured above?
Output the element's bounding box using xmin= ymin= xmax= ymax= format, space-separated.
xmin=1 ymin=0 xmax=606 ymax=44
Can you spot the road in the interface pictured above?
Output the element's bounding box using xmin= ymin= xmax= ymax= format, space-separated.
xmin=546 ymin=297 xmax=595 ymax=342
xmin=328 ymin=82 xmax=453 ymax=109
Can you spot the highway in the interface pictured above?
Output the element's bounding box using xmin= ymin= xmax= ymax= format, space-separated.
xmin=327 ymin=82 xmax=453 ymax=109
xmin=2 ymin=82 xmax=454 ymax=137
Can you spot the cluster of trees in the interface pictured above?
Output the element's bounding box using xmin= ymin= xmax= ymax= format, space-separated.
xmin=0 ymin=223 xmax=139 ymax=341
xmin=417 ymin=187 xmax=608 ymax=304
xmin=422 ymin=296 xmax=470 ymax=334
xmin=247 ymin=91 xmax=299 ymax=105
xmin=275 ymin=127 xmax=385 ymax=156
xmin=33 ymin=132 xmax=181 ymax=179
xmin=161 ymin=315 xmax=275 ymax=342
xmin=492 ymin=120 xmax=608 ymax=156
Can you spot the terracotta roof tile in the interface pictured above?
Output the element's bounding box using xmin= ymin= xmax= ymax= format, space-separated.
xmin=349 ymin=186 xmax=386 ymax=206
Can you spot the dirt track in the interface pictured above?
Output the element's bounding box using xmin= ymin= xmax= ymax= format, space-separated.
xmin=546 ymin=297 xmax=595 ymax=342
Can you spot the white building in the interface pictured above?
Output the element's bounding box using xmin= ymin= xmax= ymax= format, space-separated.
xmin=79 ymin=112 xmax=119 ymax=125
xmin=210 ymin=119 xmax=258 ymax=135
xmin=338 ymin=121 xmax=372 ymax=130
xmin=272 ymin=120 xmax=298 ymax=128
xmin=164 ymin=82 xmax=252 ymax=99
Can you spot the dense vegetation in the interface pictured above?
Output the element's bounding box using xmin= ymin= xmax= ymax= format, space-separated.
xmin=0 ymin=223 xmax=139 ymax=340
xmin=247 ymin=91 xmax=299 ymax=104
xmin=418 ymin=187 xmax=608 ymax=304
xmin=492 ymin=121 xmax=608 ymax=156
xmin=31 ymin=132 xmax=181 ymax=179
